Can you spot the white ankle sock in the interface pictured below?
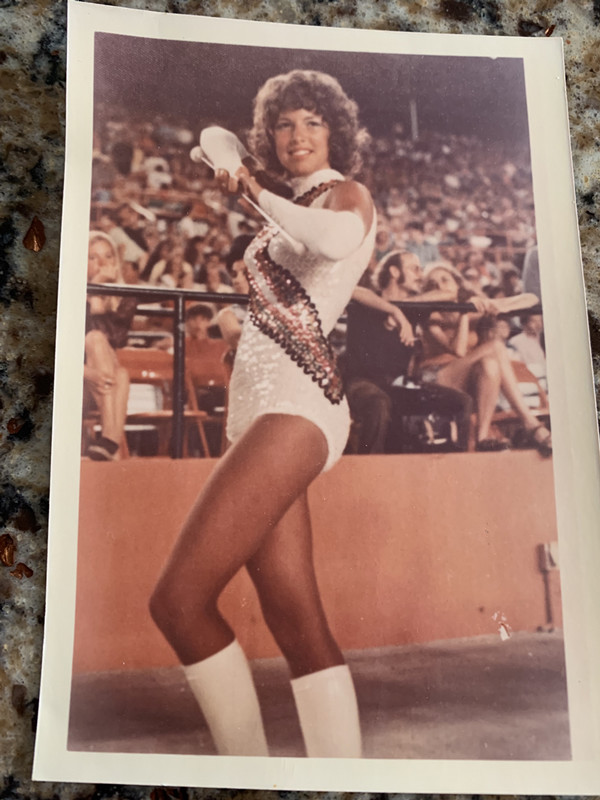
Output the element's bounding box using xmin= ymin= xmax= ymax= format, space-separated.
xmin=183 ymin=638 xmax=269 ymax=756
xmin=291 ymin=663 xmax=362 ymax=758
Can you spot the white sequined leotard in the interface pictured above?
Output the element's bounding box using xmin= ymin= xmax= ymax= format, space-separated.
xmin=227 ymin=169 xmax=376 ymax=472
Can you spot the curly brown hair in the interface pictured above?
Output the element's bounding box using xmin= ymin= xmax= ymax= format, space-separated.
xmin=249 ymin=70 xmax=368 ymax=178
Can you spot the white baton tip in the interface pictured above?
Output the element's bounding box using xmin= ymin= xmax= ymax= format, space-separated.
xmin=190 ymin=146 xmax=206 ymax=164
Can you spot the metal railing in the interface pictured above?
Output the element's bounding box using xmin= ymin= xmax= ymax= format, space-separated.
xmin=87 ymin=282 xmax=542 ymax=458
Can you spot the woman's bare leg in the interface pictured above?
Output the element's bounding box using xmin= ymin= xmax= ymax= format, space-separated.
xmin=246 ymin=491 xmax=344 ymax=678
xmin=247 ymin=491 xmax=361 ymax=758
xmin=435 ymin=338 xmax=550 ymax=442
xmin=472 ymin=357 xmax=501 ymax=441
xmin=149 ymin=413 xmax=328 ymax=665
xmin=112 ymin=365 xmax=130 ymax=447
xmin=84 ymin=331 xmax=127 ymax=444
xmin=434 ymin=345 xmax=501 ymax=442
xmin=491 ymin=339 xmax=547 ymax=430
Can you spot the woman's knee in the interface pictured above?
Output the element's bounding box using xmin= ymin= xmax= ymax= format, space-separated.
xmin=149 ymin=570 xmax=218 ymax=638
xmin=115 ymin=365 xmax=130 ymax=388
xmin=477 ymin=354 xmax=501 ymax=380
xmin=149 ymin=572 xmax=181 ymax=635
xmin=85 ymin=329 xmax=109 ymax=354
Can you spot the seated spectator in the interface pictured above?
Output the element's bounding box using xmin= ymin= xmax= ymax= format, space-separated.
xmin=142 ymin=238 xmax=172 ymax=282
xmin=216 ymin=235 xmax=253 ymax=352
xmin=461 ymin=250 xmax=499 ymax=291
xmin=117 ymin=201 xmax=154 ymax=252
xmin=98 ymin=209 xmax=148 ymax=273
xmin=374 ymin=224 xmax=395 ymax=263
xmin=121 ymin=260 xmax=145 ymax=286
xmin=345 ymin=250 xmax=473 ymax=454
xmin=142 ymin=144 xmax=172 ymax=190
xmin=194 ymin=251 xmax=234 ymax=312
xmin=186 ymin=303 xmax=217 ymax=358
xmin=178 ymin=199 xmax=212 ymax=240
xmin=500 ymin=264 xmax=523 ymax=297
xmin=184 ymin=235 xmax=208 ymax=282
xmin=508 ymin=312 xmax=547 ymax=384
xmin=418 ymin=264 xmax=551 ymax=455
xmin=149 ymin=241 xmax=194 ymax=288
xmin=84 ymin=232 xmax=137 ymax=460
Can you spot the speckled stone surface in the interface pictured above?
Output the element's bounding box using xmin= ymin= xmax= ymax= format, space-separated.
xmin=0 ymin=0 xmax=598 ymax=797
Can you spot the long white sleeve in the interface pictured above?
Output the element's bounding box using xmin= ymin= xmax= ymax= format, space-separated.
xmin=258 ymin=188 xmax=366 ymax=261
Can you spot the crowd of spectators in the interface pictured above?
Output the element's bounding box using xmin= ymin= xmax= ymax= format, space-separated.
xmin=84 ymin=105 xmax=548 ymax=458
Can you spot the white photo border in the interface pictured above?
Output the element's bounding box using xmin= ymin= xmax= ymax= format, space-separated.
xmin=33 ymin=0 xmax=600 ymax=791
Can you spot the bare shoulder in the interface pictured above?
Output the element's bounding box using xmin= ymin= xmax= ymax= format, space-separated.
xmin=325 ymin=180 xmax=374 ymax=229
xmin=325 ymin=180 xmax=372 ymax=209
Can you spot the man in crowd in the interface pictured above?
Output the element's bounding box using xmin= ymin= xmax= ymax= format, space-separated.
xmin=344 ymin=250 xmax=472 ymax=454
xmin=117 ymin=201 xmax=154 ymax=252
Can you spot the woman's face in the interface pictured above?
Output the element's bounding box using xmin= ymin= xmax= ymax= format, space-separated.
xmin=426 ymin=267 xmax=459 ymax=298
xmin=272 ymin=108 xmax=330 ymax=177
xmin=230 ymin=260 xmax=249 ymax=294
xmin=88 ymin=238 xmax=118 ymax=282
xmin=171 ymin=245 xmax=184 ymax=261
xmin=495 ymin=319 xmax=511 ymax=341
xmin=206 ymin=260 xmax=222 ymax=282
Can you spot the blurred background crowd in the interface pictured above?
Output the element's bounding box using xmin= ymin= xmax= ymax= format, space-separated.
xmin=84 ymin=103 xmax=548 ymax=460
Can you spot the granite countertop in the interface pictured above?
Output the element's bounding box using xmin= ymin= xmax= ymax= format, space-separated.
xmin=1 ymin=0 xmax=598 ymax=797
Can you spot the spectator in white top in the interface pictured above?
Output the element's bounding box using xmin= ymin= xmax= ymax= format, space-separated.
xmin=98 ymin=210 xmax=147 ymax=272
xmin=179 ymin=199 xmax=212 ymax=240
xmin=508 ymin=312 xmax=546 ymax=379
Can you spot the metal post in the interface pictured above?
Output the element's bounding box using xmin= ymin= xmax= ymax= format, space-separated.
xmin=172 ymin=295 xmax=186 ymax=458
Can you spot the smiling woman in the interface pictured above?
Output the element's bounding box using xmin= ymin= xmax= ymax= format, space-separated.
xmin=250 ymin=69 xmax=369 ymax=177
xmin=272 ymin=108 xmax=331 ymax=177
xmin=149 ymin=69 xmax=375 ymax=759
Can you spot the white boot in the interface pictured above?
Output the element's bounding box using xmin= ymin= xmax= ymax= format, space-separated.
xmin=291 ymin=664 xmax=362 ymax=758
xmin=183 ymin=638 xmax=269 ymax=756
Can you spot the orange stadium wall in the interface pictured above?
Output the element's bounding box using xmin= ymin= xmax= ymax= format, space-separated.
xmin=73 ymin=452 xmax=562 ymax=674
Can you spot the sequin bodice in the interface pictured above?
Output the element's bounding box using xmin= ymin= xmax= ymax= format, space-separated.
xmin=247 ymin=171 xmax=369 ymax=334
xmin=243 ymin=169 xmax=375 ymax=404
xmin=228 ymin=168 xmax=376 ymax=471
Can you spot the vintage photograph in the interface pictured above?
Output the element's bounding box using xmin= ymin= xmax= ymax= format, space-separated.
xmin=67 ymin=29 xmax=568 ymax=763
xmin=31 ymin=2 xmax=600 ymax=792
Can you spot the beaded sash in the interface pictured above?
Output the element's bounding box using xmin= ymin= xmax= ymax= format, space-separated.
xmin=247 ymin=180 xmax=344 ymax=405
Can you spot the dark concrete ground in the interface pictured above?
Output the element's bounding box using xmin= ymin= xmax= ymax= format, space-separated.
xmin=68 ymin=631 xmax=570 ymax=761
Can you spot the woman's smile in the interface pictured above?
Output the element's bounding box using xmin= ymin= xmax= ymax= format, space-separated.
xmin=273 ymin=108 xmax=331 ymax=177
